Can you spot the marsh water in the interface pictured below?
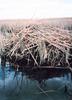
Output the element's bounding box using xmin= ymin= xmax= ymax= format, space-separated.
xmin=0 ymin=60 xmax=72 ymax=100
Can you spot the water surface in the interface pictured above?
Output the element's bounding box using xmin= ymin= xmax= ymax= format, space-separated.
xmin=0 ymin=62 xmax=72 ymax=100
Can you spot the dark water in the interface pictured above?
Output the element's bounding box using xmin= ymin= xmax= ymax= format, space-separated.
xmin=0 ymin=61 xmax=72 ymax=100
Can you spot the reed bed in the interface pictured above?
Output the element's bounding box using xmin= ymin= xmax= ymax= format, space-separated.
xmin=0 ymin=24 xmax=72 ymax=68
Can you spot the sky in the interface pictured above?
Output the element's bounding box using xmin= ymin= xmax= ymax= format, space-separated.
xmin=0 ymin=0 xmax=72 ymax=19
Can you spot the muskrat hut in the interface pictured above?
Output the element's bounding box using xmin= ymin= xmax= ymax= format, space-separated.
xmin=0 ymin=23 xmax=72 ymax=73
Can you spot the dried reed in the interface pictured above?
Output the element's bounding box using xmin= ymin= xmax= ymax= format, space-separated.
xmin=0 ymin=24 xmax=72 ymax=68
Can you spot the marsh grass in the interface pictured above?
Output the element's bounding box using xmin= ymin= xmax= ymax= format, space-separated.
xmin=0 ymin=24 xmax=72 ymax=69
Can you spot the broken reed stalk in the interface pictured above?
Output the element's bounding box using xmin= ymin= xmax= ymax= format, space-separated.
xmin=36 ymin=84 xmax=48 ymax=96
xmin=0 ymin=24 xmax=72 ymax=68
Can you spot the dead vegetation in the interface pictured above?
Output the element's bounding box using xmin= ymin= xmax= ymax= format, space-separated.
xmin=0 ymin=23 xmax=72 ymax=68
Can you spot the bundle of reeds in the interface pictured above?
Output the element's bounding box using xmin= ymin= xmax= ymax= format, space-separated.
xmin=0 ymin=24 xmax=72 ymax=68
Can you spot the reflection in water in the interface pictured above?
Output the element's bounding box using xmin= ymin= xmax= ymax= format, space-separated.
xmin=0 ymin=59 xmax=72 ymax=100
